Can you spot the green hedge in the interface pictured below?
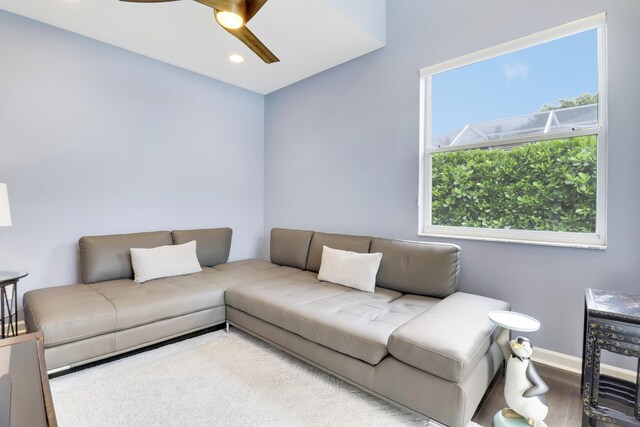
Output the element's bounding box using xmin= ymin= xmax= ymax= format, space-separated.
xmin=431 ymin=135 xmax=597 ymax=232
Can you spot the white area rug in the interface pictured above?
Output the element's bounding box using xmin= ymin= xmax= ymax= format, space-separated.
xmin=50 ymin=329 xmax=483 ymax=427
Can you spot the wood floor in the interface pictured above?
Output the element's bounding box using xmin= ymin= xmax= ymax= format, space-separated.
xmin=472 ymin=363 xmax=585 ymax=426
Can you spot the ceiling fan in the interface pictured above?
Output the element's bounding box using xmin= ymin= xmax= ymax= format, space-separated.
xmin=120 ymin=0 xmax=279 ymax=64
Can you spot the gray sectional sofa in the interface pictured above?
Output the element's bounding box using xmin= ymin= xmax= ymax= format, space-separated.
xmin=24 ymin=227 xmax=510 ymax=427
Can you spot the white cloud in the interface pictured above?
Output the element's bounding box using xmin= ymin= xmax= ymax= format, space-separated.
xmin=501 ymin=61 xmax=530 ymax=82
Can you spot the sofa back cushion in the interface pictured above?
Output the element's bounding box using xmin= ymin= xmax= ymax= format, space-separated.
xmin=172 ymin=228 xmax=232 ymax=267
xmin=80 ymin=231 xmax=172 ymax=283
xmin=270 ymin=228 xmax=314 ymax=270
xmin=370 ymin=238 xmax=460 ymax=298
xmin=306 ymin=232 xmax=372 ymax=273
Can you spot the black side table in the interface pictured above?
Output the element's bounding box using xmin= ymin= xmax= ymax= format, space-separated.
xmin=0 ymin=271 xmax=28 ymax=339
xmin=582 ymin=288 xmax=640 ymax=426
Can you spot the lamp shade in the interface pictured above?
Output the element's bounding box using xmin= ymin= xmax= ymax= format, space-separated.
xmin=0 ymin=183 xmax=12 ymax=226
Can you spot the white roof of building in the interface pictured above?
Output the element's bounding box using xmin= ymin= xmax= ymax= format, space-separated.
xmin=433 ymin=103 xmax=597 ymax=147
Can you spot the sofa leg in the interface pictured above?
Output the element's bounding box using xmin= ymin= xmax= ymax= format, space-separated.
xmin=225 ymin=321 xmax=230 ymax=334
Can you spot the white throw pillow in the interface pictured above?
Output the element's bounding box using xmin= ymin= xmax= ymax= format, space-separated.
xmin=318 ymin=246 xmax=382 ymax=293
xmin=131 ymin=240 xmax=202 ymax=284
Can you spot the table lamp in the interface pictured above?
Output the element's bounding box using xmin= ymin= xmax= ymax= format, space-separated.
xmin=0 ymin=183 xmax=11 ymax=227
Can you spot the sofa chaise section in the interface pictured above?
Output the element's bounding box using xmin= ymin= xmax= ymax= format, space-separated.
xmin=23 ymin=284 xmax=116 ymax=348
xmin=23 ymin=228 xmax=239 ymax=370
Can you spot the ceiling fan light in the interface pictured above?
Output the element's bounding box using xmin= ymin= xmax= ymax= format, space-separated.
xmin=215 ymin=10 xmax=244 ymax=29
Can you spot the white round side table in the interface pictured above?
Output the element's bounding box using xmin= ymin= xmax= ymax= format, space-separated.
xmin=489 ymin=310 xmax=548 ymax=427
xmin=489 ymin=310 xmax=540 ymax=333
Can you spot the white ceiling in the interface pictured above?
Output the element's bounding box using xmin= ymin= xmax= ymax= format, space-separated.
xmin=0 ymin=0 xmax=386 ymax=94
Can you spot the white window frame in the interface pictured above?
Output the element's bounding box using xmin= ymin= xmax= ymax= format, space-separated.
xmin=418 ymin=13 xmax=607 ymax=249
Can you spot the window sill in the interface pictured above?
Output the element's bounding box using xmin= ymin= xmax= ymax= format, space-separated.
xmin=418 ymin=229 xmax=606 ymax=250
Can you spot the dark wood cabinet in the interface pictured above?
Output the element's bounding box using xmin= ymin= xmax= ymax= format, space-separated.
xmin=582 ymin=288 xmax=640 ymax=426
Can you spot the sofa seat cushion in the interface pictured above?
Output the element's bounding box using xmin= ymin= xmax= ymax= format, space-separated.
xmin=23 ymin=284 xmax=117 ymax=347
xmin=225 ymin=273 xmax=438 ymax=365
xmin=286 ymin=293 xmax=439 ymax=365
xmin=89 ymin=268 xmax=228 ymax=330
xmin=212 ymin=259 xmax=302 ymax=287
xmin=388 ymin=292 xmax=510 ymax=383
xmin=225 ymin=271 xmax=351 ymax=327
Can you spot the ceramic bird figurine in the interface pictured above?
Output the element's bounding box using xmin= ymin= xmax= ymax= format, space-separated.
xmin=504 ymin=336 xmax=549 ymax=426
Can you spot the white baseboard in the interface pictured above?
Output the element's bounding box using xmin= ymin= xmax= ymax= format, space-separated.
xmin=533 ymin=346 xmax=637 ymax=383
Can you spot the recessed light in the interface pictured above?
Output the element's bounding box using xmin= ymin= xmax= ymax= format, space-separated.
xmin=229 ymin=54 xmax=244 ymax=63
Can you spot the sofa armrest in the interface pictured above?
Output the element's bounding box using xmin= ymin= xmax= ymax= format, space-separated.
xmin=387 ymin=292 xmax=509 ymax=383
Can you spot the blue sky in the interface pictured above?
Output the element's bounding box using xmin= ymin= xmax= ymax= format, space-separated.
xmin=431 ymin=28 xmax=598 ymax=137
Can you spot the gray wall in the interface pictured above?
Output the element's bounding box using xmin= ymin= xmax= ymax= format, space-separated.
xmin=265 ymin=0 xmax=640 ymax=360
xmin=0 ymin=11 xmax=265 ymax=298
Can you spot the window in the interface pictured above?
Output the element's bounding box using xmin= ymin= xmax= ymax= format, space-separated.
xmin=419 ymin=14 xmax=607 ymax=248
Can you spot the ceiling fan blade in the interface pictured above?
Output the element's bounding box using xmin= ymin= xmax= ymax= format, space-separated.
xmin=245 ymin=0 xmax=267 ymax=23
xmin=194 ymin=0 xmax=240 ymax=11
xmin=120 ymin=0 xmax=180 ymax=2
xmin=225 ymin=25 xmax=279 ymax=64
